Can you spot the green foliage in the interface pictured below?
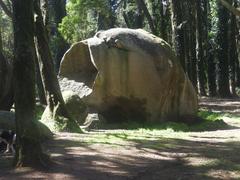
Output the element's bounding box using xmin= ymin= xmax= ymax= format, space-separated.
xmin=209 ymin=0 xmax=218 ymax=38
xmin=198 ymin=110 xmax=222 ymax=121
xmin=59 ymin=0 xmax=111 ymax=42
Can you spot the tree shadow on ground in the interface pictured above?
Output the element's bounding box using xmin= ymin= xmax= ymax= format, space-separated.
xmin=1 ymin=132 xmax=240 ymax=180
xmin=199 ymin=97 xmax=240 ymax=115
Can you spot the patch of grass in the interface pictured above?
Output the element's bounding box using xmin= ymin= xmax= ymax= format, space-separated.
xmin=36 ymin=103 xmax=45 ymax=120
xmin=198 ymin=110 xmax=240 ymax=121
xmin=197 ymin=110 xmax=222 ymax=121
xmin=97 ymin=111 xmax=234 ymax=133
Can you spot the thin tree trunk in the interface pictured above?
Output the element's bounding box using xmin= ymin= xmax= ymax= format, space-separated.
xmin=34 ymin=46 xmax=47 ymax=105
xmin=207 ymin=45 xmax=217 ymax=96
xmin=12 ymin=0 xmax=48 ymax=168
xmin=188 ymin=0 xmax=198 ymax=90
xmin=229 ymin=0 xmax=238 ymax=95
xmin=159 ymin=0 xmax=170 ymax=41
xmin=205 ymin=0 xmax=217 ymax=96
xmin=136 ymin=0 xmax=157 ymax=34
xmin=171 ymin=0 xmax=186 ymax=70
xmin=50 ymin=0 xmax=69 ymax=72
xmin=196 ymin=0 xmax=207 ymax=96
xmin=34 ymin=0 xmax=81 ymax=132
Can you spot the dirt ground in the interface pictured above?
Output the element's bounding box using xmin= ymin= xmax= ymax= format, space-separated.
xmin=1 ymin=97 xmax=240 ymax=180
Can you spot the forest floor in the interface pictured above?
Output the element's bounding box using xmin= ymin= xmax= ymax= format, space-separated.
xmin=1 ymin=97 xmax=240 ymax=180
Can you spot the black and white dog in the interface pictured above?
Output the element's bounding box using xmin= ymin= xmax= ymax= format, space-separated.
xmin=0 ymin=130 xmax=16 ymax=154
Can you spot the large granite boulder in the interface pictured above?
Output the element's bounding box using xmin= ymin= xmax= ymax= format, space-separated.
xmin=59 ymin=28 xmax=198 ymax=122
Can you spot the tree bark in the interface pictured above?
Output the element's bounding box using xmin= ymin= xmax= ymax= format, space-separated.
xmin=216 ymin=1 xmax=231 ymax=97
xmin=12 ymin=0 xmax=48 ymax=168
xmin=34 ymin=46 xmax=47 ymax=105
xmin=196 ymin=0 xmax=207 ymax=96
xmin=229 ymin=0 xmax=238 ymax=95
xmin=170 ymin=0 xmax=186 ymax=70
xmin=50 ymin=0 xmax=69 ymax=71
xmin=136 ymin=0 xmax=157 ymax=34
xmin=188 ymin=0 xmax=198 ymax=90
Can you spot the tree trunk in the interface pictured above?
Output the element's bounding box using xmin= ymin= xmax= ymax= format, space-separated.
xmin=229 ymin=0 xmax=238 ymax=95
xmin=12 ymin=0 xmax=48 ymax=168
xmin=34 ymin=0 xmax=81 ymax=132
xmin=170 ymin=0 xmax=186 ymax=70
xmin=188 ymin=0 xmax=198 ymax=90
xmin=206 ymin=0 xmax=217 ymax=96
xmin=196 ymin=0 xmax=207 ymax=96
xmin=160 ymin=0 xmax=170 ymax=42
xmin=136 ymin=0 xmax=157 ymax=35
xmin=34 ymin=46 xmax=47 ymax=105
xmin=207 ymin=44 xmax=217 ymax=97
xmin=123 ymin=0 xmax=144 ymax=29
xmin=50 ymin=0 xmax=69 ymax=72
xmin=216 ymin=1 xmax=231 ymax=97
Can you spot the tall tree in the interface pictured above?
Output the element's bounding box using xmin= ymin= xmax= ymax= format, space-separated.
xmin=136 ymin=0 xmax=157 ymax=34
xmin=229 ymin=0 xmax=238 ymax=95
xmin=170 ymin=0 xmax=186 ymax=70
xmin=207 ymin=0 xmax=217 ymax=97
xmin=216 ymin=1 xmax=231 ymax=97
xmin=12 ymin=0 xmax=48 ymax=167
xmin=50 ymin=0 xmax=69 ymax=71
xmin=34 ymin=0 xmax=81 ymax=132
xmin=196 ymin=0 xmax=207 ymax=96
xmin=122 ymin=0 xmax=144 ymax=29
xmin=187 ymin=0 xmax=198 ymax=90
xmin=97 ymin=0 xmax=116 ymax=30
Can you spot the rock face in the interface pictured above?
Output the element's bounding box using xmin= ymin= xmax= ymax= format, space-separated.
xmin=59 ymin=28 xmax=198 ymax=122
xmin=41 ymin=91 xmax=87 ymax=131
xmin=61 ymin=91 xmax=87 ymax=125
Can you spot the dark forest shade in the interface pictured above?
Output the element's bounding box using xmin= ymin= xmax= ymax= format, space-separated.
xmin=216 ymin=1 xmax=231 ymax=97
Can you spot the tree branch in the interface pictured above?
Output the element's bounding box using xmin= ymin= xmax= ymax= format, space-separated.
xmin=218 ymin=0 xmax=240 ymax=16
xmin=0 ymin=0 xmax=12 ymax=18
